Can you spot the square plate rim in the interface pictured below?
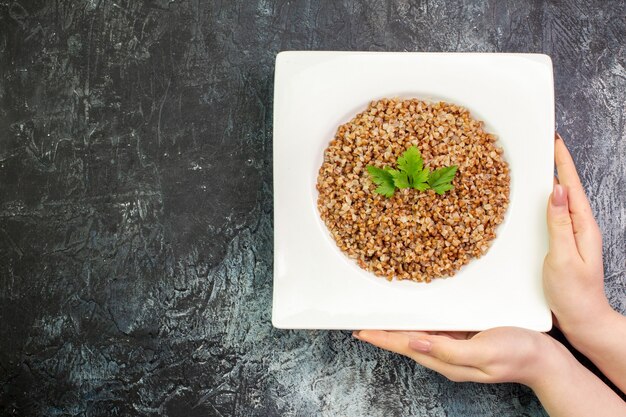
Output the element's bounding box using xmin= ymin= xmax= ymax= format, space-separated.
xmin=272 ymin=51 xmax=554 ymax=331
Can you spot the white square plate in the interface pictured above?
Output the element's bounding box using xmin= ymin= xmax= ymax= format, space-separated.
xmin=272 ymin=51 xmax=554 ymax=331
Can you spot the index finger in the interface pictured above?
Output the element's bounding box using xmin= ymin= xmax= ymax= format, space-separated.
xmin=554 ymin=135 xmax=602 ymax=262
xmin=413 ymin=334 xmax=492 ymax=368
xmin=353 ymin=330 xmax=487 ymax=382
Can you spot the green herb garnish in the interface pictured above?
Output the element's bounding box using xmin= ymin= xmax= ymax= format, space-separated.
xmin=366 ymin=166 xmax=396 ymax=198
xmin=366 ymin=146 xmax=458 ymax=197
xmin=427 ymin=165 xmax=458 ymax=195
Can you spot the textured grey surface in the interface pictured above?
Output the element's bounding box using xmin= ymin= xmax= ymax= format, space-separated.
xmin=0 ymin=1 xmax=624 ymax=416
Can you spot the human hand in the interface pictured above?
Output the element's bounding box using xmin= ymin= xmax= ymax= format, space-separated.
xmin=352 ymin=327 xmax=562 ymax=387
xmin=544 ymin=134 xmax=611 ymax=343
xmin=353 ymin=327 xmax=626 ymax=416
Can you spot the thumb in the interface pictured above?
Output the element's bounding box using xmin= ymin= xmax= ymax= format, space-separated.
xmin=547 ymin=183 xmax=578 ymax=257
xmin=409 ymin=335 xmax=487 ymax=367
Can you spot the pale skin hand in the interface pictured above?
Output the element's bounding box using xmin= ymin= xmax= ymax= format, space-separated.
xmin=353 ymin=328 xmax=626 ymax=416
xmin=355 ymin=328 xmax=549 ymax=385
xmin=545 ymin=134 xmax=626 ymax=393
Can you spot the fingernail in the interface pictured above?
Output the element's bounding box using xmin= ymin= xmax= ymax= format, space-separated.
xmin=555 ymin=132 xmax=564 ymax=142
xmin=551 ymin=184 xmax=567 ymax=206
xmin=352 ymin=331 xmax=361 ymax=340
xmin=409 ymin=338 xmax=432 ymax=353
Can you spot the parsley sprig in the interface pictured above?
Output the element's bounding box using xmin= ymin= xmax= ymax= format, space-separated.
xmin=366 ymin=146 xmax=458 ymax=197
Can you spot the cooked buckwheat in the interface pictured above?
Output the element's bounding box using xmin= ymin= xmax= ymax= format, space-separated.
xmin=316 ymin=98 xmax=510 ymax=282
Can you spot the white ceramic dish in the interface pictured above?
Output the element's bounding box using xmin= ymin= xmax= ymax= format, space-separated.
xmin=272 ymin=51 xmax=554 ymax=331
